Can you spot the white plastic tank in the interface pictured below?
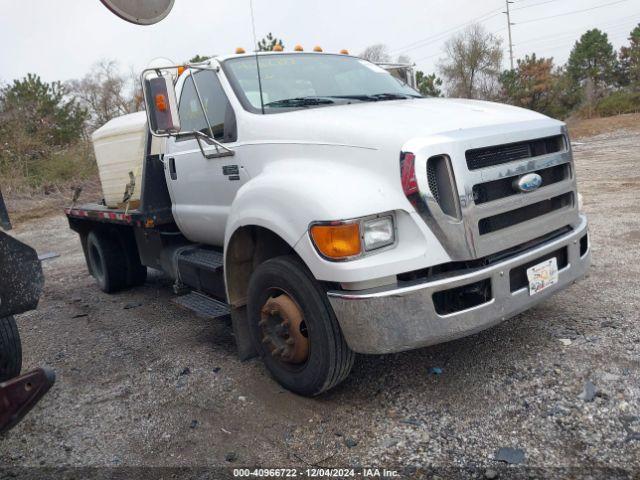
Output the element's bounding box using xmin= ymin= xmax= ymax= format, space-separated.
xmin=92 ymin=111 xmax=148 ymax=208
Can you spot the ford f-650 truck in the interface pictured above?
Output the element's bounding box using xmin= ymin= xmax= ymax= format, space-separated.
xmin=65 ymin=51 xmax=590 ymax=396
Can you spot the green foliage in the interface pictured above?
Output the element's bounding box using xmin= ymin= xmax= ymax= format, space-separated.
xmin=0 ymin=74 xmax=92 ymax=192
xmin=595 ymin=90 xmax=640 ymax=116
xmin=567 ymin=29 xmax=617 ymax=92
xmin=618 ymin=24 xmax=640 ymax=89
xmin=0 ymin=74 xmax=87 ymax=146
xmin=189 ymin=54 xmax=211 ymax=63
xmin=416 ymin=71 xmax=443 ymax=97
xmin=500 ymin=54 xmax=556 ymax=114
xmin=257 ymin=33 xmax=284 ymax=52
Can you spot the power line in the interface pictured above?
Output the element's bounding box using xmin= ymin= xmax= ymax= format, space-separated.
xmin=512 ymin=0 xmax=560 ymax=11
xmin=389 ymin=4 xmax=503 ymax=54
xmin=514 ymin=16 xmax=639 ymax=46
xmin=517 ymin=0 xmax=634 ymax=25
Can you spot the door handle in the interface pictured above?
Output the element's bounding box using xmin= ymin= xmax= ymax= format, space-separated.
xmin=168 ymin=157 xmax=177 ymax=180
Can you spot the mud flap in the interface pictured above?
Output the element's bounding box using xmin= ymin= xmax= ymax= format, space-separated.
xmin=231 ymin=306 xmax=257 ymax=361
xmin=0 ymin=232 xmax=44 ymax=318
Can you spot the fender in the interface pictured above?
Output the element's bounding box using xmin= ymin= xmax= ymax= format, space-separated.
xmin=224 ymin=157 xmax=450 ymax=286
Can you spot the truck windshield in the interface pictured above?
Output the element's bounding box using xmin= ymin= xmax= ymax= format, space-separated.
xmin=222 ymin=53 xmax=421 ymax=114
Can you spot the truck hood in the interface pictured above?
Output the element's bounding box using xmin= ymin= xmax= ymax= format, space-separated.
xmin=244 ymin=97 xmax=560 ymax=150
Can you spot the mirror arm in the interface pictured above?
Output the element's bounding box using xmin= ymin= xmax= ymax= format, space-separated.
xmin=193 ymin=131 xmax=234 ymax=158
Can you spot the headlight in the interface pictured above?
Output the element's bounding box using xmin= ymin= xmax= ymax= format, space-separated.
xmin=310 ymin=214 xmax=396 ymax=261
xmin=363 ymin=216 xmax=395 ymax=251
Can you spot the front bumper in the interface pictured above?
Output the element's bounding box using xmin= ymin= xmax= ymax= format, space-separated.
xmin=327 ymin=214 xmax=590 ymax=354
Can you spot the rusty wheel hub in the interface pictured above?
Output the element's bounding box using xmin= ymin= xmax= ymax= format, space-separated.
xmin=259 ymin=293 xmax=309 ymax=364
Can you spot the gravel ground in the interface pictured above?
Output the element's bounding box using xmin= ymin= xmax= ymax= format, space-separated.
xmin=1 ymin=128 xmax=639 ymax=479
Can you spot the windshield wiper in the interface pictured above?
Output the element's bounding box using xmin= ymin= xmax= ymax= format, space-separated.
xmin=328 ymin=93 xmax=419 ymax=102
xmin=264 ymin=96 xmax=335 ymax=108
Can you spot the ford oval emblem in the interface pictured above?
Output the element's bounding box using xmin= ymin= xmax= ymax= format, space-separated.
xmin=514 ymin=173 xmax=543 ymax=193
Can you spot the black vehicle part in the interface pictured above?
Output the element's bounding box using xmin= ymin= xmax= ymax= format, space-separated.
xmin=0 ymin=232 xmax=44 ymax=319
xmin=173 ymin=291 xmax=230 ymax=319
xmin=0 ymin=316 xmax=21 ymax=383
xmin=0 ymin=368 xmax=56 ymax=434
xmin=247 ymin=255 xmax=354 ymax=396
xmin=86 ymin=231 xmax=129 ymax=293
xmin=117 ymin=228 xmax=148 ymax=287
xmin=0 ymin=189 xmax=11 ymax=230
xmin=176 ymin=247 xmax=226 ymax=299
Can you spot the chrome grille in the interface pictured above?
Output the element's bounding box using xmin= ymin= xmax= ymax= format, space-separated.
xmin=415 ymin=130 xmax=579 ymax=260
xmin=473 ymin=163 xmax=570 ymax=204
xmin=466 ymin=135 xmax=565 ymax=170
xmin=478 ymin=192 xmax=574 ymax=235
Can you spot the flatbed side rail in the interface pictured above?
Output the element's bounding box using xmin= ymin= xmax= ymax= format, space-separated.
xmin=64 ymin=204 xmax=173 ymax=229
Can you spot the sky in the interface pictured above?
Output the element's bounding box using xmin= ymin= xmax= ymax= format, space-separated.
xmin=1 ymin=0 xmax=639 ymax=86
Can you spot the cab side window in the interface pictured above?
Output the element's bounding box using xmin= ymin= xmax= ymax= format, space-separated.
xmin=178 ymin=71 xmax=237 ymax=142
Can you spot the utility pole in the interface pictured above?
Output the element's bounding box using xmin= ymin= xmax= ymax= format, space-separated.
xmin=504 ymin=0 xmax=515 ymax=70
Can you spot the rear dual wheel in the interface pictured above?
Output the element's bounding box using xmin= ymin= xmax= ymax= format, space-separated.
xmin=0 ymin=316 xmax=21 ymax=383
xmin=247 ymin=255 xmax=354 ymax=396
xmin=86 ymin=230 xmax=147 ymax=293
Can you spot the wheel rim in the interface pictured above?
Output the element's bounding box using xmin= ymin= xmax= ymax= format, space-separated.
xmin=259 ymin=291 xmax=309 ymax=365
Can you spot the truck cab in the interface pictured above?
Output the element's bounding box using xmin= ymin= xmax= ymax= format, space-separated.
xmin=66 ymin=51 xmax=590 ymax=396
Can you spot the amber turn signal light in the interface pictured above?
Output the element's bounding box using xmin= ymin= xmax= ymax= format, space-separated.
xmin=154 ymin=94 xmax=167 ymax=112
xmin=310 ymin=223 xmax=361 ymax=260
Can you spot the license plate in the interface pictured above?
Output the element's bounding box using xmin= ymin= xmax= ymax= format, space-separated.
xmin=526 ymin=257 xmax=559 ymax=296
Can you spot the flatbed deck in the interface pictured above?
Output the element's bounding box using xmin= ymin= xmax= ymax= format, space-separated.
xmin=64 ymin=204 xmax=166 ymax=228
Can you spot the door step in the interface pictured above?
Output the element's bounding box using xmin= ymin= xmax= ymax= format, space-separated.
xmin=178 ymin=248 xmax=224 ymax=272
xmin=172 ymin=291 xmax=230 ymax=319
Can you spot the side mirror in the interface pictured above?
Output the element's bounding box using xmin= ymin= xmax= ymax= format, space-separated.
xmin=142 ymin=74 xmax=180 ymax=136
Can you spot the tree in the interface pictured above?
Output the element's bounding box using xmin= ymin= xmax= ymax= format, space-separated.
xmin=257 ymin=33 xmax=284 ymax=52
xmin=189 ymin=54 xmax=211 ymax=63
xmin=618 ymin=24 xmax=640 ymax=89
xmin=359 ymin=44 xmax=391 ymax=63
xmin=68 ymin=60 xmax=139 ymax=131
xmin=500 ymin=54 xmax=556 ymax=114
xmin=438 ymin=24 xmax=503 ymax=99
xmin=0 ymin=74 xmax=86 ymax=146
xmin=567 ymin=29 xmax=617 ymax=94
xmin=416 ymin=71 xmax=443 ymax=97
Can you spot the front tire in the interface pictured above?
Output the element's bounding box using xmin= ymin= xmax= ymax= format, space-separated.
xmin=0 ymin=316 xmax=22 ymax=382
xmin=247 ymin=255 xmax=354 ymax=396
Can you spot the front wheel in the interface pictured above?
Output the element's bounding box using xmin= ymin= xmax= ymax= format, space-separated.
xmin=247 ymin=255 xmax=354 ymax=396
xmin=0 ymin=316 xmax=22 ymax=382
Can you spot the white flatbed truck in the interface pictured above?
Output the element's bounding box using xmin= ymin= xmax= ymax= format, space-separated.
xmin=65 ymin=51 xmax=590 ymax=396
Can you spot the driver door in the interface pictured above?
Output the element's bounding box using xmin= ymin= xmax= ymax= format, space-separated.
xmin=164 ymin=70 xmax=247 ymax=246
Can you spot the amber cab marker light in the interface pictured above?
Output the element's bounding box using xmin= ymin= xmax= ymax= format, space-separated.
xmin=235 ymin=47 xmax=246 ymax=54
xmin=155 ymin=94 xmax=167 ymax=112
xmin=310 ymin=223 xmax=361 ymax=260
xmin=340 ymin=49 xmax=349 ymax=55
xmin=294 ymin=44 xmax=304 ymax=52
xmin=313 ymin=46 xmax=323 ymax=52
xmin=273 ymin=44 xmax=284 ymax=52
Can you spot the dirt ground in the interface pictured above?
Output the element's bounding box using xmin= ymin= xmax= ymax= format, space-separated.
xmin=1 ymin=124 xmax=639 ymax=478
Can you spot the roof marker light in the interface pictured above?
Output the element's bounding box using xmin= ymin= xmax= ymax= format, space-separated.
xmin=294 ymin=44 xmax=304 ymax=52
